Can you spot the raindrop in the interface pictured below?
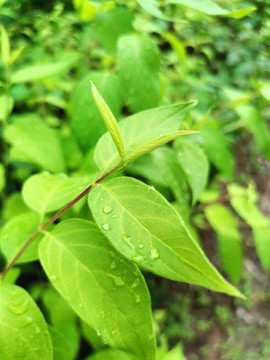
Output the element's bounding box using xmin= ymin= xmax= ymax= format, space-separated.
xmin=111 ymin=214 xmax=118 ymax=219
xmin=131 ymin=278 xmax=140 ymax=289
xmin=103 ymin=205 xmax=112 ymax=214
xmin=102 ymin=223 xmax=110 ymax=231
xmin=138 ymin=243 xmax=144 ymax=249
xmin=18 ymin=316 xmax=33 ymax=328
xmin=132 ymin=255 xmax=144 ymax=262
xmin=150 ymin=248 xmax=159 ymax=259
xmin=66 ymin=296 xmax=71 ymax=304
xmin=96 ymin=329 xmax=102 ymax=337
xmin=100 ymin=197 xmax=104 ymax=202
xmin=135 ymin=294 xmax=141 ymax=303
xmin=110 ymin=261 xmax=117 ymax=270
xmin=122 ymin=234 xmax=135 ymax=250
xmin=49 ymin=275 xmax=58 ymax=283
xmin=114 ymin=276 xmax=124 ymax=287
xmin=8 ymin=299 xmax=29 ymax=315
xmin=148 ymin=185 xmax=155 ymax=191
xmin=16 ymin=341 xmax=27 ymax=357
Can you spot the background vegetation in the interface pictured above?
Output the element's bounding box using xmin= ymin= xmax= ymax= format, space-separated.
xmin=0 ymin=0 xmax=270 ymax=359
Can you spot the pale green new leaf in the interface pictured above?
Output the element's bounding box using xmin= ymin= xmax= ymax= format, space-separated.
xmin=4 ymin=114 xmax=65 ymax=173
xmin=88 ymin=177 xmax=243 ymax=297
xmin=94 ymin=101 xmax=196 ymax=173
xmin=22 ymin=172 xmax=93 ymax=214
xmin=205 ymin=204 xmax=242 ymax=283
xmin=117 ymin=34 xmax=160 ymax=112
xmin=0 ymin=212 xmax=43 ymax=264
xmin=167 ymin=0 xmax=255 ymax=18
xmin=1 ymin=25 xmax=10 ymax=65
xmin=39 ymin=219 xmax=155 ymax=359
xmin=86 ymin=348 xmax=137 ymax=360
xmin=91 ymin=82 xmax=125 ymax=159
xmin=11 ymin=59 xmax=77 ymax=83
xmin=0 ymin=284 xmax=53 ymax=360
xmin=174 ymin=139 xmax=209 ymax=205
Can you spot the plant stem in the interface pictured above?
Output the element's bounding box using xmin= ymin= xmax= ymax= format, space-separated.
xmin=0 ymin=164 xmax=119 ymax=280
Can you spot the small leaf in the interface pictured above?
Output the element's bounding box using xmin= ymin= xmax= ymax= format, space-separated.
xmin=0 ymin=95 xmax=14 ymax=121
xmin=174 ymin=139 xmax=209 ymax=205
xmin=0 ymin=212 xmax=43 ymax=264
xmin=91 ymin=82 xmax=125 ymax=159
xmin=117 ymin=34 xmax=160 ymax=112
xmin=11 ymin=58 xmax=77 ymax=83
xmin=86 ymin=348 xmax=137 ymax=360
xmin=94 ymin=101 xmax=196 ymax=173
xmin=162 ymin=33 xmax=186 ymax=63
xmin=1 ymin=25 xmax=10 ymax=65
xmin=49 ymin=325 xmax=74 ymax=360
xmin=136 ymin=0 xmax=173 ymax=21
xmin=39 ymin=219 xmax=155 ymax=359
xmin=205 ymin=204 xmax=242 ymax=283
xmin=0 ymin=284 xmax=53 ymax=360
xmin=22 ymin=172 xmax=93 ymax=214
xmin=89 ymin=177 xmax=243 ymax=297
xmin=4 ymin=114 xmax=65 ymax=173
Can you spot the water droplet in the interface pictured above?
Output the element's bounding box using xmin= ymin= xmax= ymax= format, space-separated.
xmin=178 ymin=152 xmax=183 ymax=157
xmin=49 ymin=275 xmax=58 ymax=282
xmin=122 ymin=234 xmax=135 ymax=250
xmin=148 ymin=185 xmax=155 ymax=191
xmin=102 ymin=337 xmax=108 ymax=345
xmin=138 ymin=243 xmax=144 ymax=249
xmin=103 ymin=205 xmax=112 ymax=214
xmin=35 ymin=327 xmax=41 ymax=334
xmin=131 ymin=278 xmax=140 ymax=289
xmin=66 ymin=296 xmax=71 ymax=304
xmin=135 ymin=294 xmax=141 ymax=303
xmin=101 ymin=310 xmax=105 ymax=319
xmin=150 ymin=248 xmax=159 ymax=259
xmin=114 ymin=276 xmax=124 ymax=287
xmin=102 ymin=223 xmax=110 ymax=231
xmin=110 ymin=261 xmax=117 ymax=270
xmin=112 ymin=329 xmax=116 ymax=335
xmin=96 ymin=329 xmax=102 ymax=337
xmin=100 ymin=198 xmax=104 ymax=202
xmin=18 ymin=316 xmax=33 ymax=328
xmin=111 ymin=214 xmax=118 ymax=219
xmin=16 ymin=341 xmax=27 ymax=357
xmin=8 ymin=298 xmax=29 ymax=315
xmin=58 ymin=173 xmax=68 ymax=179
xmin=132 ymin=255 xmax=144 ymax=262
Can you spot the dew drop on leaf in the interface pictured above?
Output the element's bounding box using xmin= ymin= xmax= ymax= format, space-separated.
xmin=150 ymin=248 xmax=159 ymax=259
xmin=102 ymin=223 xmax=110 ymax=231
xmin=138 ymin=243 xmax=144 ymax=249
xmin=111 ymin=214 xmax=118 ymax=218
xmin=49 ymin=275 xmax=58 ymax=282
xmin=18 ymin=316 xmax=33 ymax=328
xmin=122 ymin=234 xmax=135 ymax=250
xmin=110 ymin=261 xmax=117 ymax=269
xmin=102 ymin=205 xmax=112 ymax=214
xmin=135 ymin=294 xmax=141 ymax=303
xmin=35 ymin=326 xmax=41 ymax=334
xmin=114 ymin=276 xmax=124 ymax=287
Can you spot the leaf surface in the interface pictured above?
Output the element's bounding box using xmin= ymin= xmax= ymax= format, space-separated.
xmin=0 ymin=284 xmax=53 ymax=360
xmin=86 ymin=348 xmax=137 ymax=360
xmin=89 ymin=177 xmax=243 ymax=297
xmin=39 ymin=219 xmax=155 ymax=359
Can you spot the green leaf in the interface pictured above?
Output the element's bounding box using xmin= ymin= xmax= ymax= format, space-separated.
xmin=0 ymin=162 xmax=5 ymax=193
xmin=260 ymin=82 xmax=270 ymax=101
xmin=71 ymin=72 xmax=121 ymax=150
xmin=229 ymin=192 xmax=270 ymax=271
xmin=94 ymin=101 xmax=196 ymax=173
xmin=163 ymin=343 xmax=186 ymax=360
xmin=11 ymin=59 xmax=77 ymax=83
xmin=0 ymin=284 xmax=53 ymax=359
xmin=167 ymin=0 xmax=255 ymax=18
xmin=49 ymin=326 xmax=73 ymax=360
xmin=4 ymin=114 xmax=65 ymax=173
xmin=1 ymin=267 xmax=21 ymax=285
xmin=95 ymin=7 xmax=134 ymax=53
xmin=136 ymin=0 xmax=173 ymax=21
xmin=117 ymin=34 xmax=160 ymax=112
xmin=1 ymin=25 xmax=10 ymax=65
xmin=88 ymin=177 xmax=243 ymax=297
xmin=86 ymin=348 xmax=137 ymax=360
xmin=73 ymin=0 xmax=98 ymax=21
xmin=39 ymin=219 xmax=155 ymax=359
xmin=81 ymin=320 xmax=105 ymax=351
xmin=91 ymin=82 xmax=125 ymax=159
xmin=0 ymin=212 xmax=43 ymax=264
xmin=22 ymin=172 xmax=92 ymax=214
xmin=174 ymin=139 xmax=209 ymax=205
xmin=236 ymin=105 xmax=270 ymax=160
xmin=201 ymin=127 xmax=234 ymax=180
xmin=162 ymin=33 xmax=186 ymax=63
xmin=205 ymin=204 xmax=242 ymax=283
xmin=0 ymin=95 xmax=14 ymax=121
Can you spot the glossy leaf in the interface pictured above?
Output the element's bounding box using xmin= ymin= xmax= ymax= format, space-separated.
xmin=91 ymin=82 xmax=125 ymax=159
xmin=117 ymin=34 xmax=160 ymax=112
xmin=201 ymin=127 xmax=234 ymax=180
xmin=11 ymin=59 xmax=77 ymax=83
xmin=4 ymin=114 xmax=65 ymax=173
xmin=205 ymin=204 xmax=242 ymax=283
xmin=86 ymin=348 xmax=137 ymax=360
xmin=174 ymin=139 xmax=209 ymax=205
xmin=94 ymin=101 xmax=196 ymax=173
xmin=89 ymin=177 xmax=243 ymax=297
xmin=0 ymin=284 xmax=53 ymax=360
xmin=167 ymin=0 xmax=255 ymax=18
xmin=39 ymin=219 xmax=156 ymax=359
xmin=22 ymin=172 xmax=92 ymax=214
xmin=0 ymin=212 xmax=43 ymax=264
xmin=71 ymin=72 xmax=121 ymax=150
xmin=95 ymin=7 xmax=134 ymax=52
